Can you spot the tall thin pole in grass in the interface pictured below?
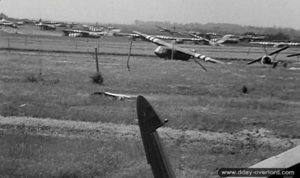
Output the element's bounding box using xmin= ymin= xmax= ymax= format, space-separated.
xmin=94 ymin=47 xmax=99 ymax=73
xmin=7 ymin=38 xmax=10 ymax=48
xmin=91 ymin=47 xmax=103 ymax=84
xmin=171 ymin=40 xmax=175 ymax=60
xmin=127 ymin=37 xmax=133 ymax=71
xmin=39 ymin=58 xmax=42 ymax=77
xmin=97 ymin=37 xmax=100 ymax=53
xmin=38 ymin=40 xmax=42 ymax=79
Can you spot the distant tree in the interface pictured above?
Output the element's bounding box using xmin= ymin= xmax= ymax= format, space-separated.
xmin=131 ymin=20 xmax=300 ymax=40
xmin=243 ymin=32 xmax=257 ymax=36
xmin=267 ymin=32 xmax=290 ymax=41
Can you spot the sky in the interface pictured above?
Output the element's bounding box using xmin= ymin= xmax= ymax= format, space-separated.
xmin=1 ymin=0 xmax=300 ymax=29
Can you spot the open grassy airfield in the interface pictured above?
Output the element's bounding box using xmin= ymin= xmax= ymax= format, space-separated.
xmin=0 ymin=27 xmax=300 ymax=177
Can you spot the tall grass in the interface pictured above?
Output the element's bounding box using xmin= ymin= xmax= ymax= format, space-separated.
xmin=0 ymin=131 xmax=149 ymax=177
xmin=0 ymin=128 xmax=285 ymax=178
xmin=0 ymin=37 xmax=299 ymax=177
xmin=1 ymin=51 xmax=300 ymax=137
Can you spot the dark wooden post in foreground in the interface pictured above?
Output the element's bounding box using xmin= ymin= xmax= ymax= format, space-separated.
xmin=136 ymin=96 xmax=176 ymax=178
xmin=90 ymin=47 xmax=103 ymax=84
xmin=94 ymin=47 xmax=99 ymax=73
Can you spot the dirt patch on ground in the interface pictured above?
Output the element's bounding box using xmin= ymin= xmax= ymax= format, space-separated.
xmin=0 ymin=115 xmax=298 ymax=150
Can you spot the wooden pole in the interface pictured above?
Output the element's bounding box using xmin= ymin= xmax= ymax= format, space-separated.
xmin=39 ymin=58 xmax=42 ymax=77
xmin=127 ymin=37 xmax=133 ymax=71
xmin=39 ymin=40 xmax=42 ymax=78
xmin=97 ymin=37 xmax=100 ymax=53
xmin=95 ymin=47 xmax=99 ymax=73
xmin=171 ymin=40 xmax=175 ymax=60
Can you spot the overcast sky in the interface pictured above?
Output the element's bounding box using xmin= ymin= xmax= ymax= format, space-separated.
xmin=1 ymin=0 xmax=299 ymax=29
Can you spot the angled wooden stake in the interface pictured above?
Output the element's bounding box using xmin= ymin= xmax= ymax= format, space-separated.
xmin=94 ymin=47 xmax=99 ymax=73
xmin=127 ymin=37 xmax=133 ymax=71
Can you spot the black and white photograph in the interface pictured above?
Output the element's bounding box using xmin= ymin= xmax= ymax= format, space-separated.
xmin=0 ymin=0 xmax=299 ymax=177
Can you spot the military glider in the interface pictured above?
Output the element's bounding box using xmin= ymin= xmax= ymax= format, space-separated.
xmin=188 ymin=32 xmax=238 ymax=46
xmin=36 ymin=21 xmax=56 ymax=31
xmin=92 ymin=91 xmax=136 ymax=101
xmin=247 ymin=45 xmax=289 ymax=68
xmin=250 ymin=41 xmax=300 ymax=48
xmin=0 ymin=18 xmax=18 ymax=28
xmin=62 ymin=29 xmax=105 ymax=38
xmin=131 ymin=31 xmax=224 ymax=71
xmin=156 ymin=25 xmax=186 ymax=36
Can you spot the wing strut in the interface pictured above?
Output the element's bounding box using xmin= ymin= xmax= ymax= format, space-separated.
xmin=193 ymin=58 xmax=208 ymax=71
xmin=269 ymin=45 xmax=289 ymax=56
xmin=247 ymin=57 xmax=262 ymax=65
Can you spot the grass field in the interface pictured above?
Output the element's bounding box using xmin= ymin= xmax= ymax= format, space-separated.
xmin=0 ymin=31 xmax=300 ymax=177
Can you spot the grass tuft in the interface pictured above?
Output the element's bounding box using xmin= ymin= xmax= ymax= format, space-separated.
xmin=242 ymin=85 xmax=248 ymax=94
xmin=26 ymin=74 xmax=41 ymax=83
xmin=90 ymin=72 xmax=104 ymax=85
